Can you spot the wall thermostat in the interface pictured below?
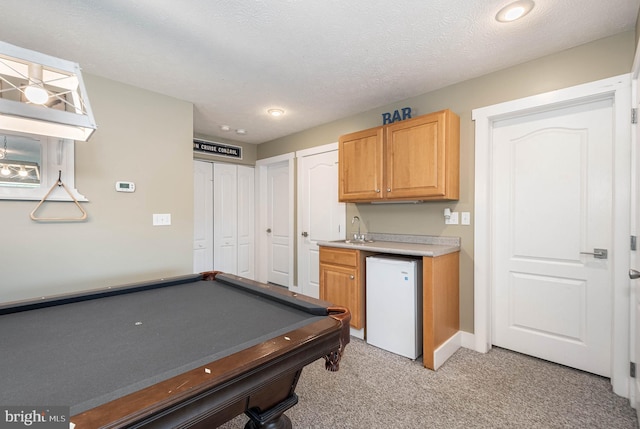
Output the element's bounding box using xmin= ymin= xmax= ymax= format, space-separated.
xmin=115 ymin=181 xmax=135 ymax=192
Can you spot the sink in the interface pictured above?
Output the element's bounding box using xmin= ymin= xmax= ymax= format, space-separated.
xmin=337 ymin=239 xmax=375 ymax=244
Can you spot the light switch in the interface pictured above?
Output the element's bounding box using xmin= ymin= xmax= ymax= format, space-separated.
xmin=153 ymin=213 xmax=171 ymax=226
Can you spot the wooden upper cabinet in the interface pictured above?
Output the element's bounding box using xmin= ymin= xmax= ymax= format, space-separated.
xmin=338 ymin=127 xmax=384 ymax=201
xmin=385 ymin=110 xmax=459 ymax=200
xmin=338 ymin=109 xmax=459 ymax=202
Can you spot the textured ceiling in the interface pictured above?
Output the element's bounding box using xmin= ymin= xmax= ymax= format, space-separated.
xmin=0 ymin=0 xmax=638 ymax=144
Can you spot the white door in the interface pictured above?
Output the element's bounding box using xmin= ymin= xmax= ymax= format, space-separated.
xmin=266 ymin=161 xmax=291 ymax=286
xmin=213 ymin=163 xmax=238 ymax=274
xmin=492 ymin=97 xmax=614 ymax=376
xmin=633 ymin=75 xmax=640 ymax=413
xmin=255 ymin=154 xmax=294 ymax=288
xmin=475 ymin=75 xmax=630 ymax=396
xmin=193 ymin=160 xmax=213 ymax=273
xmin=237 ymin=165 xmax=255 ymax=279
xmin=297 ymin=144 xmax=345 ymax=298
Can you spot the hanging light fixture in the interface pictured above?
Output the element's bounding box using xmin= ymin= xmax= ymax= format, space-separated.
xmin=0 ymin=41 xmax=96 ymax=141
xmin=0 ymin=139 xmax=11 ymax=174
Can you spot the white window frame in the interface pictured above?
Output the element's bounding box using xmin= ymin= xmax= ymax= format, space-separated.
xmin=0 ymin=133 xmax=86 ymax=201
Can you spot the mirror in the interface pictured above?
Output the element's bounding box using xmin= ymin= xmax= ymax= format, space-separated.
xmin=0 ymin=131 xmax=86 ymax=201
xmin=0 ymin=133 xmax=41 ymax=187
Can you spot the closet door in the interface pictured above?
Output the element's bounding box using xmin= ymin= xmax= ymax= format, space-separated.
xmin=236 ymin=165 xmax=254 ymax=279
xmin=193 ymin=161 xmax=213 ymax=273
xmin=213 ymin=163 xmax=238 ymax=274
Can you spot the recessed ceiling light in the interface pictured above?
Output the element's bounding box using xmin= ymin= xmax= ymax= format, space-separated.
xmin=236 ymin=129 xmax=246 ymax=135
xmin=220 ymin=125 xmax=231 ymax=132
xmin=496 ymin=0 xmax=534 ymax=22
xmin=267 ymin=108 xmax=285 ymax=117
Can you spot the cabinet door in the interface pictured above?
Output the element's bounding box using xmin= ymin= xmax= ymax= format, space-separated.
xmin=385 ymin=110 xmax=447 ymax=199
xmin=338 ymin=127 xmax=384 ymax=202
xmin=320 ymin=263 xmax=362 ymax=329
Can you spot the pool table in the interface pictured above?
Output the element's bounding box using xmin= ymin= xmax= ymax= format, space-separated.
xmin=0 ymin=271 xmax=350 ymax=428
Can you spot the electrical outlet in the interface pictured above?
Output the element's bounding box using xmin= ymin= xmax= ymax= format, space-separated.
xmin=461 ymin=212 xmax=471 ymax=225
xmin=153 ymin=213 xmax=171 ymax=226
xmin=445 ymin=211 xmax=459 ymax=225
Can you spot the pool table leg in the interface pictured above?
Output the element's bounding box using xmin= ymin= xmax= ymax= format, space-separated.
xmin=244 ymin=393 xmax=298 ymax=429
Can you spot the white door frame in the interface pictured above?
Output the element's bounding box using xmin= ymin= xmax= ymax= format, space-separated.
xmin=632 ymin=76 xmax=640 ymax=412
xmin=255 ymin=153 xmax=295 ymax=288
xmin=473 ymin=74 xmax=631 ymax=397
xmin=630 ymin=44 xmax=640 ymax=412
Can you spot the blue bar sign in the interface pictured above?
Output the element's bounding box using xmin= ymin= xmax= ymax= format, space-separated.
xmin=382 ymin=107 xmax=412 ymax=125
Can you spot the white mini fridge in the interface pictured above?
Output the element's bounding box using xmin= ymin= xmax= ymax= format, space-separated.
xmin=366 ymin=255 xmax=423 ymax=359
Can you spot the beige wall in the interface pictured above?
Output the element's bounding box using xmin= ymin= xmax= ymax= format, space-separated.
xmin=257 ymin=31 xmax=636 ymax=333
xmin=1 ymin=74 xmax=194 ymax=302
xmin=2 ymin=32 xmax=634 ymax=328
xmin=637 ymin=9 xmax=640 ymax=49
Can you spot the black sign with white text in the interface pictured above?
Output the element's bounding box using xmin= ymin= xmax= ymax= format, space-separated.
xmin=193 ymin=139 xmax=242 ymax=159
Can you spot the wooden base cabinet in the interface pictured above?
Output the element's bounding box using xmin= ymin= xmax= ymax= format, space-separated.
xmin=338 ymin=109 xmax=460 ymax=202
xmin=319 ymin=247 xmax=371 ymax=330
xmin=320 ymin=245 xmax=460 ymax=369
xmin=422 ymin=252 xmax=460 ymax=370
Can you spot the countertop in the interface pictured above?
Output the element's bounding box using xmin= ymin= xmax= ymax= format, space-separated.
xmin=317 ymin=233 xmax=460 ymax=257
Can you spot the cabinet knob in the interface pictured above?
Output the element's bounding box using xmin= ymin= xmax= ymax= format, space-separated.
xmin=387 ymin=188 xmax=391 ymax=192
xmin=349 ymin=275 xmax=355 ymax=280
xmin=376 ymin=189 xmax=380 ymax=193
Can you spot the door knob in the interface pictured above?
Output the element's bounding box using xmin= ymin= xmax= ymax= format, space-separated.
xmin=266 ymin=228 xmax=272 ymax=233
xmin=630 ymin=269 xmax=640 ymax=280
xmin=301 ymin=231 xmax=309 ymax=237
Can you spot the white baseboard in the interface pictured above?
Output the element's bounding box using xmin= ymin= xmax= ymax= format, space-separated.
xmin=460 ymin=331 xmax=476 ymax=350
xmin=354 ymin=329 xmax=479 ymax=369
xmin=432 ymin=331 xmax=480 ymax=370
xmin=433 ymin=332 xmax=462 ymax=370
xmin=350 ymin=327 xmax=365 ymax=340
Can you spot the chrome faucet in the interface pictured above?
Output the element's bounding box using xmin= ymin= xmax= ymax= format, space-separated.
xmin=351 ymin=216 xmax=363 ymax=241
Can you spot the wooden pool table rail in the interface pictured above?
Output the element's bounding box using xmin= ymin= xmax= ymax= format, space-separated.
xmin=66 ymin=272 xmax=350 ymax=429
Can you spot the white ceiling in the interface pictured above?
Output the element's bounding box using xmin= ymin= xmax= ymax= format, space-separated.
xmin=0 ymin=0 xmax=638 ymax=144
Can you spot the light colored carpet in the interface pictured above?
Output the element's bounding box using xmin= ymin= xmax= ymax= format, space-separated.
xmin=219 ymin=338 xmax=638 ymax=428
